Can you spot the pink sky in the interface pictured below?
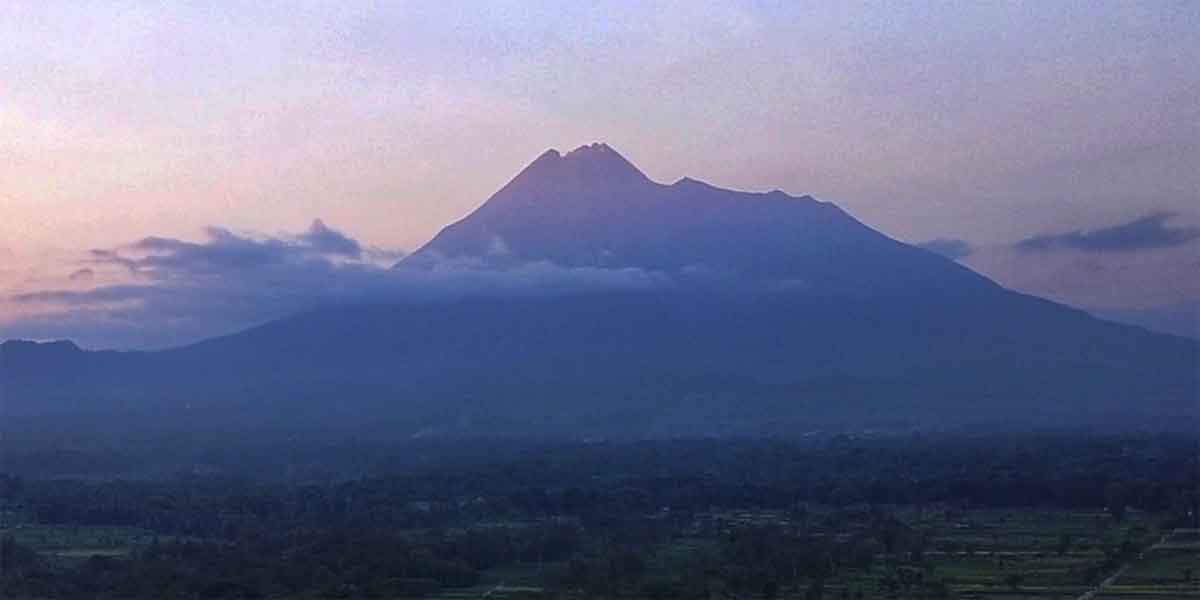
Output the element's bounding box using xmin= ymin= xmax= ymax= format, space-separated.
xmin=2 ymin=2 xmax=1197 ymax=347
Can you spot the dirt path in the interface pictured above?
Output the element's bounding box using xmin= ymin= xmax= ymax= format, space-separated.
xmin=1075 ymin=564 xmax=1130 ymax=600
xmin=1074 ymin=531 xmax=1173 ymax=600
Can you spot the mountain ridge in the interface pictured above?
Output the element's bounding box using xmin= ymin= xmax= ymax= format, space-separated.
xmin=399 ymin=143 xmax=1001 ymax=302
xmin=3 ymin=144 xmax=1196 ymax=435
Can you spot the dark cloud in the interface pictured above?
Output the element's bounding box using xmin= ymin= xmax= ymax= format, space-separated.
xmin=917 ymin=238 xmax=975 ymax=260
xmin=88 ymin=248 xmax=139 ymax=273
xmin=80 ymin=220 xmax=384 ymax=282
xmin=1015 ymin=212 xmax=1200 ymax=253
xmin=3 ymin=224 xmax=672 ymax=349
xmin=5 ymin=222 xmax=404 ymax=348
xmin=299 ymin=219 xmax=363 ymax=257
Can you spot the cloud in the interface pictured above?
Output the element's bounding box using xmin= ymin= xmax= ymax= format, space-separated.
xmin=962 ymin=240 xmax=1200 ymax=310
xmin=2 ymin=221 xmax=679 ymax=349
xmin=3 ymin=221 xmax=405 ymax=349
xmin=928 ymin=211 xmax=1200 ymax=308
xmin=391 ymin=259 xmax=669 ymax=299
xmin=1015 ymin=212 xmax=1200 ymax=253
xmin=81 ymin=220 xmax=392 ymax=281
xmin=917 ymin=238 xmax=974 ymax=260
xmin=299 ymin=219 xmax=363 ymax=258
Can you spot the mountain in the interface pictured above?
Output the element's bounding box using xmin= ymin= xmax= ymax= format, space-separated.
xmin=400 ymin=143 xmax=995 ymax=299
xmin=3 ymin=144 xmax=1197 ymax=436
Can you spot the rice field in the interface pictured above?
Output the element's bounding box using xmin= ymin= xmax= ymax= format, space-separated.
xmin=4 ymin=509 xmax=1194 ymax=598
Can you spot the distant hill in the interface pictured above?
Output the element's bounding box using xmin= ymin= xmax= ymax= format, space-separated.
xmin=3 ymin=144 xmax=1196 ymax=436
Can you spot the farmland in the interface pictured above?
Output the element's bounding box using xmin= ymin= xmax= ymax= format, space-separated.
xmin=2 ymin=433 xmax=1196 ymax=598
xmin=5 ymin=507 xmax=1192 ymax=598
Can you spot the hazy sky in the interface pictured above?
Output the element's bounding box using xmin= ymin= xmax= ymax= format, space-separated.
xmin=2 ymin=2 xmax=1197 ymax=347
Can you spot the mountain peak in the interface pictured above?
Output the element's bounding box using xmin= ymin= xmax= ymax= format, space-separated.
xmin=564 ymin=142 xmax=616 ymax=158
xmin=562 ymin=142 xmax=641 ymax=173
xmin=402 ymin=142 xmax=891 ymax=276
xmin=514 ymin=142 xmax=649 ymax=188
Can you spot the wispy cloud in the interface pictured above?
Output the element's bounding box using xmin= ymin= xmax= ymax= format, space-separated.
xmin=4 ymin=221 xmax=403 ymax=348
xmin=298 ymin=219 xmax=364 ymax=258
xmin=86 ymin=220 xmax=386 ymax=280
xmin=2 ymin=224 xmax=675 ymax=349
xmin=917 ymin=238 xmax=974 ymax=260
xmin=1014 ymin=212 xmax=1200 ymax=253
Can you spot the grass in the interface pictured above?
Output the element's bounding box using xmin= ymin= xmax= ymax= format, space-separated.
xmin=0 ymin=523 xmax=165 ymax=567
xmin=813 ymin=509 xmax=1165 ymax=599
xmin=1108 ymin=545 xmax=1200 ymax=600
xmin=4 ymin=508 xmax=1191 ymax=598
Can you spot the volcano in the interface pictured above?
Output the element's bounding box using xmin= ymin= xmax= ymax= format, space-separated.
xmin=3 ymin=144 xmax=1196 ymax=435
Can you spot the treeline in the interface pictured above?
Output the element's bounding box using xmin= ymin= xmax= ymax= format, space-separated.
xmin=1 ymin=433 xmax=1196 ymax=598
xmin=6 ymin=433 xmax=1197 ymax=524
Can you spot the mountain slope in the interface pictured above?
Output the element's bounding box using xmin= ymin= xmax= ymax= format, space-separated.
xmin=3 ymin=144 xmax=1197 ymax=435
xmin=400 ymin=143 xmax=997 ymax=299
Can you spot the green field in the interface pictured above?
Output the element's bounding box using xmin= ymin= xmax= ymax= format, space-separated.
xmin=434 ymin=509 xmax=1192 ymax=600
xmin=653 ymin=509 xmax=1187 ymax=600
xmin=3 ymin=525 xmax=145 ymax=559
xmin=5 ymin=510 xmax=1193 ymax=599
xmin=1100 ymin=545 xmax=1200 ymax=600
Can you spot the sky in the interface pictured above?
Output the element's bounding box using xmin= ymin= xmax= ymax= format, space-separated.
xmin=2 ymin=1 xmax=1197 ymax=348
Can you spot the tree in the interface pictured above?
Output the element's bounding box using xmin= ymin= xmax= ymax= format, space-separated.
xmin=805 ymin=577 xmax=825 ymax=600
xmin=1004 ymin=572 xmax=1024 ymax=591
xmin=1056 ymin=533 xmax=1073 ymax=556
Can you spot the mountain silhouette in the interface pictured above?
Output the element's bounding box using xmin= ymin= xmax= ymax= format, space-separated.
xmin=3 ymin=144 xmax=1196 ymax=436
xmin=400 ymin=143 xmax=995 ymax=299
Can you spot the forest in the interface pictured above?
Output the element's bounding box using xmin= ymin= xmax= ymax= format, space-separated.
xmin=2 ymin=433 xmax=1197 ymax=599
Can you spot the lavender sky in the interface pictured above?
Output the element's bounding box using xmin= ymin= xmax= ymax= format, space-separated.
xmin=2 ymin=2 xmax=1197 ymax=348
